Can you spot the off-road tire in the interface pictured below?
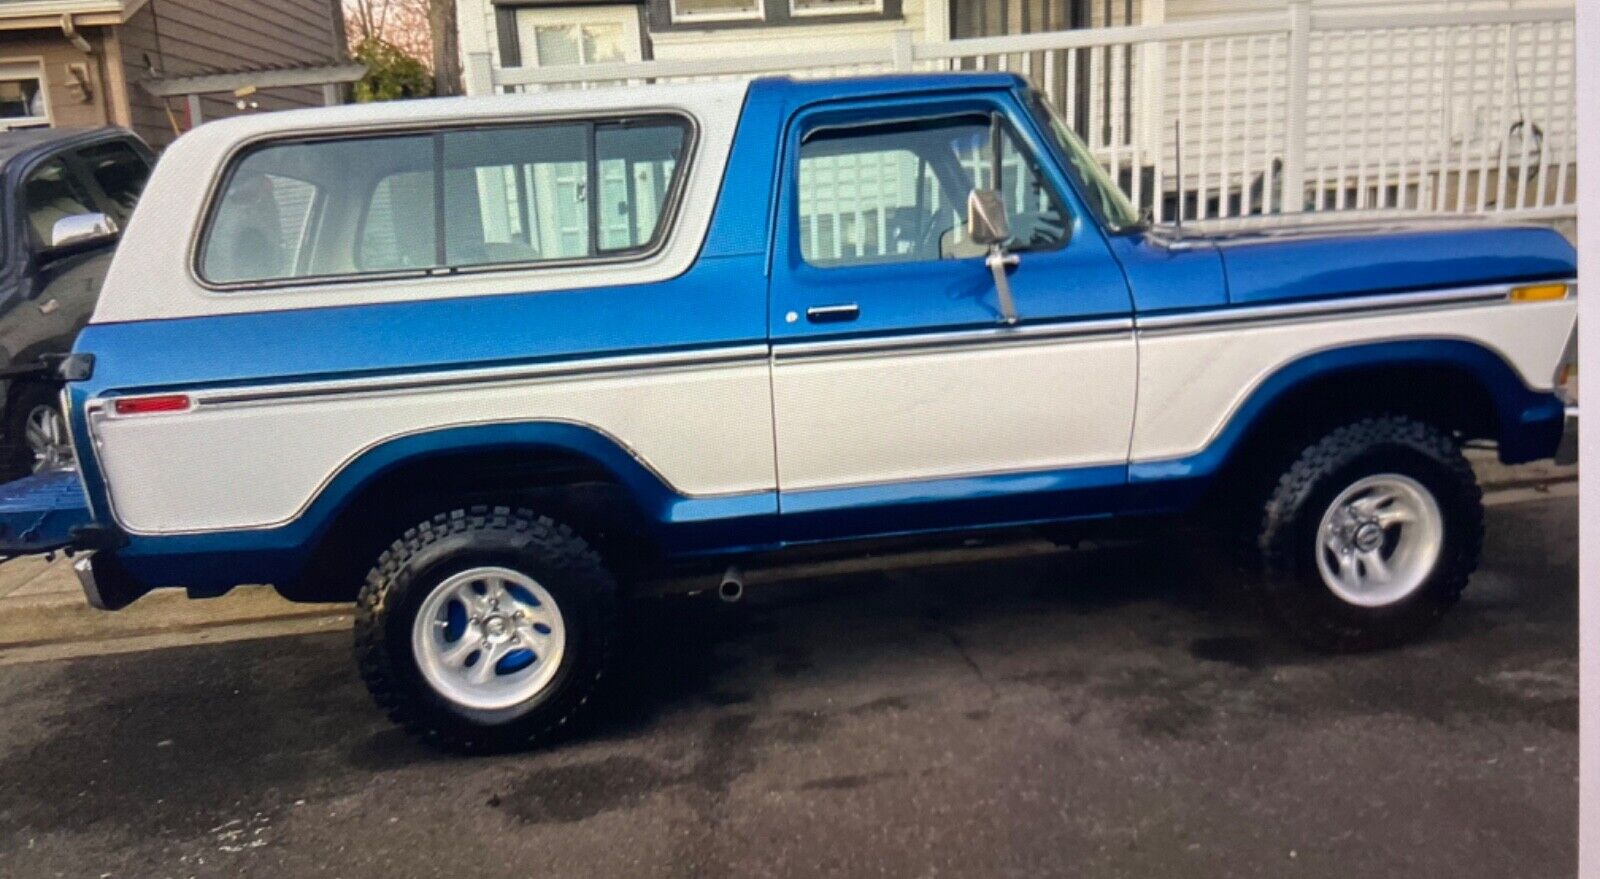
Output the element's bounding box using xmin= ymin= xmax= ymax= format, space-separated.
xmin=354 ymin=506 xmax=616 ymax=753
xmin=1256 ymin=415 xmax=1483 ymax=652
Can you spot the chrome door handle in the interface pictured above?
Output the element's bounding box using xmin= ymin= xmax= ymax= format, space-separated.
xmin=806 ymin=303 xmax=860 ymax=324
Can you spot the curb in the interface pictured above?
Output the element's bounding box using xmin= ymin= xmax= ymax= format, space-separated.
xmin=0 ymin=465 xmax=1576 ymax=665
xmin=0 ymin=584 xmax=349 ymax=655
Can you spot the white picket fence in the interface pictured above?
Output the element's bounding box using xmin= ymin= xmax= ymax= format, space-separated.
xmin=466 ymin=3 xmax=1576 ymax=228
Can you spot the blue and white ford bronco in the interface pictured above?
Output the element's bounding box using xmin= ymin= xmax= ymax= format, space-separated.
xmin=0 ymin=74 xmax=1577 ymax=750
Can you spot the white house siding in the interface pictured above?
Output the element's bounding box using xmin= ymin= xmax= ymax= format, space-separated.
xmin=457 ymin=0 xmax=504 ymax=75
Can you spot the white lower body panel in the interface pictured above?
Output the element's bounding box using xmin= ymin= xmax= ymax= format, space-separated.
xmin=92 ymin=359 xmax=777 ymax=534
xmin=1131 ymin=298 xmax=1578 ymax=462
xmin=772 ymin=333 xmax=1139 ymax=491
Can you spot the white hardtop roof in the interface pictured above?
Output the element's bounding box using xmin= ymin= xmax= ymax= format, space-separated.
xmin=97 ymin=79 xmax=754 ymax=323
xmin=174 ymin=79 xmax=752 ymax=148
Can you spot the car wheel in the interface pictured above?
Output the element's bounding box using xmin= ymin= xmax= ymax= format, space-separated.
xmin=1256 ymin=415 xmax=1483 ymax=651
xmin=354 ymin=505 xmax=616 ymax=752
xmin=2 ymin=383 xmax=72 ymax=481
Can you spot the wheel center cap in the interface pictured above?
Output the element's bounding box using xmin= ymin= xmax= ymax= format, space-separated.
xmin=1354 ymin=522 xmax=1384 ymax=553
xmin=482 ymin=615 xmax=510 ymax=642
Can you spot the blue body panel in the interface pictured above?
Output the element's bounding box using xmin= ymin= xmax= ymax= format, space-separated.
xmin=1216 ymin=224 xmax=1575 ymax=305
xmin=1105 ymin=234 xmax=1228 ymax=313
xmin=25 ymin=73 xmax=1570 ymax=600
xmin=0 ymin=470 xmax=92 ymax=555
xmin=767 ymin=89 xmax=1132 ymax=348
xmin=70 ymin=255 xmax=768 ymax=397
xmin=781 ymin=464 xmax=1127 ymax=544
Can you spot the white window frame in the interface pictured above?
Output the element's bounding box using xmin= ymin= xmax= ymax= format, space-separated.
xmin=669 ymin=0 xmax=765 ymax=25
xmin=0 ymin=59 xmax=51 ymax=131
xmin=788 ymin=0 xmax=882 ymax=18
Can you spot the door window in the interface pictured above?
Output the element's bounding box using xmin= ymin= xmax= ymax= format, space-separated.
xmin=21 ymin=159 xmax=96 ymax=248
xmin=797 ymin=115 xmax=1068 ymax=268
xmin=75 ymin=140 xmax=153 ymax=226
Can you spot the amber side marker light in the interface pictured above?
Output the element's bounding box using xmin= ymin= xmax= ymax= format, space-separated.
xmin=1509 ymin=283 xmax=1570 ymax=302
xmin=113 ymin=394 xmax=192 ymax=416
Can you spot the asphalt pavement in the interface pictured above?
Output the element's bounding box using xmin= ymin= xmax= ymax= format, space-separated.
xmin=0 ymin=492 xmax=1577 ymax=879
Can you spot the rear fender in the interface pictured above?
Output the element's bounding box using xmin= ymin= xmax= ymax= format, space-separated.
xmin=96 ymin=420 xmax=778 ymax=595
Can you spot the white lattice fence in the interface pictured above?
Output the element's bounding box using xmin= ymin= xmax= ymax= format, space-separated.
xmin=470 ymin=3 xmax=1578 ymax=227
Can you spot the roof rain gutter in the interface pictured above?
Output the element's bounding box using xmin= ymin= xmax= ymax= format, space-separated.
xmin=60 ymin=12 xmax=92 ymax=52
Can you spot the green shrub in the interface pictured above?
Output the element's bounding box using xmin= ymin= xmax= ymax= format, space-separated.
xmin=352 ymin=37 xmax=434 ymax=102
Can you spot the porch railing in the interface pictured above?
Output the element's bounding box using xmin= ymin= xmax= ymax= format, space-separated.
xmin=468 ymin=3 xmax=1577 ymax=227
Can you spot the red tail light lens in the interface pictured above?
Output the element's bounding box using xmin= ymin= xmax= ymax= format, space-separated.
xmin=113 ymin=394 xmax=191 ymax=415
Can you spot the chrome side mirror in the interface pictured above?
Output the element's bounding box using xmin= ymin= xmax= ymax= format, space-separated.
xmin=966 ymin=189 xmax=1012 ymax=246
xmin=50 ymin=212 xmax=119 ymax=251
xmin=966 ymin=189 xmax=1020 ymax=325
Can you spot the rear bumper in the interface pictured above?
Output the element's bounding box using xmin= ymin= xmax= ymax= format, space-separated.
xmin=0 ymin=469 xmax=92 ymax=555
xmin=1556 ymin=405 xmax=1578 ymax=466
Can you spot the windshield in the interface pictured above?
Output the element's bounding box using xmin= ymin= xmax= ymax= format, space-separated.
xmin=1027 ymin=91 xmax=1142 ymax=232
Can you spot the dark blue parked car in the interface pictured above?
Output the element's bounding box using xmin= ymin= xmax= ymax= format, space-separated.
xmin=0 ymin=126 xmax=153 ymax=479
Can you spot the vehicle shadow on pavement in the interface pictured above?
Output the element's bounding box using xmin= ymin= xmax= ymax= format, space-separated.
xmin=591 ymin=540 xmax=1263 ymax=741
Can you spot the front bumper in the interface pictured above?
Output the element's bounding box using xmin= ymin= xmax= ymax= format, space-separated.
xmin=1556 ymin=405 xmax=1578 ymax=465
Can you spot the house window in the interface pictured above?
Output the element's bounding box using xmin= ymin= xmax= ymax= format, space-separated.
xmin=670 ymin=0 xmax=763 ymax=24
xmin=790 ymin=0 xmax=881 ymax=17
xmin=511 ymin=8 xmax=642 ymax=71
xmin=0 ymin=62 xmax=48 ymax=130
xmin=531 ymin=23 xmax=625 ymax=65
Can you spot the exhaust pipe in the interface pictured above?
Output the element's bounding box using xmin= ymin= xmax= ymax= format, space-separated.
xmin=718 ymin=566 xmax=745 ymax=603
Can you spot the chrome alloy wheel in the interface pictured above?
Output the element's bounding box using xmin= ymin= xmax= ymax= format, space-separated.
xmin=24 ymin=403 xmax=72 ymax=472
xmin=1315 ymin=474 xmax=1444 ymax=608
xmin=411 ymin=566 xmax=568 ymax=711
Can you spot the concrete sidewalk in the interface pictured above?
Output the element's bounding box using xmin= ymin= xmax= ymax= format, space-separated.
xmin=0 ymin=558 xmax=348 ymax=665
xmin=0 ymin=450 xmax=1574 ymax=665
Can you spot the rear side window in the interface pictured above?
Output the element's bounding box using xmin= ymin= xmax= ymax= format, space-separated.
xmin=199 ymin=116 xmax=693 ymax=287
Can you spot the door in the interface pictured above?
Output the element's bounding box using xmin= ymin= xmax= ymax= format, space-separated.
xmin=770 ymin=93 xmax=1137 ymax=541
xmin=5 ymin=156 xmax=110 ymax=360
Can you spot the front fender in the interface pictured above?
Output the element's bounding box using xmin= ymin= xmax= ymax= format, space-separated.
xmin=1127 ymin=339 xmax=1563 ymax=506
